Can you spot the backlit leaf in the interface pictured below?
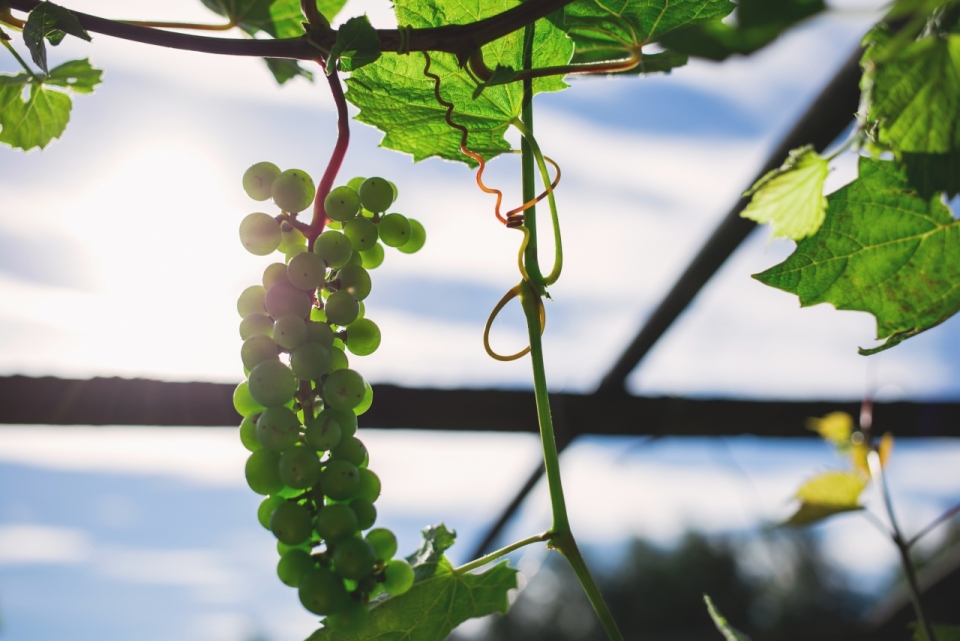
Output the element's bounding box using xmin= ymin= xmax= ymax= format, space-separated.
xmin=0 ymin=81 xmax=71 ymax=150
xmin=199 ymin=0 xmax=306 ymax=39
xmin=742 ymin=145 xmax=829 ymax=240
xmin=784 ymin=471 xmax=866 ymax=527
xmin=264 ymin=58 xmax=315 ymax=84
xmin=23 ymin=1 xmax=91 ymax=74
xmin=329 ymin=15 xmax=380 ymax=73
xmin=806 ymin=411 xmax=854 ymax=446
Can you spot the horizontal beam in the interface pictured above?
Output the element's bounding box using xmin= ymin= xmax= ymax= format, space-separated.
xmin=1 ymin=376 xmax=958 ymax=437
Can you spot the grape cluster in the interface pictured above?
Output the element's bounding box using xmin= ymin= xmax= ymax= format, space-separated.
xmin=233 ymin=161 xmax=424 ymax=631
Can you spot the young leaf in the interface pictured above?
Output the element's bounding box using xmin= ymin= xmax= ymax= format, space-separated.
xmin=329 ymin=16 xmax=380 ymax=73
xmin=23 ymin=1 xmax=91 ymax=74
xmin=0 ymin=81 xmax=71 ymax=150
xmin=704 ymin=595 xmax=752 ymax=641
xmin=264 ymin=58 xmax=314 ymax=85
xmin=741 ymin=145 xmax=829 ymax=240
xmin=784 ymin=470 xmax=866 ymax=527
xmin=199 ymin=0 xmax=306 ymax=39
xmin=754 ymin=157 xmax=960 ymax=355
xmin=307 ymin=524 xmax=518 ymax=641
xmin=345 ymin=0 xmax=572 ymax=166
xmin=806 ymin=411 xmax=854 ymax=446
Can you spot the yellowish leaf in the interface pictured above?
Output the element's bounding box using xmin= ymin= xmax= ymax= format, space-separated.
xmin=807 ymin=411 xmax=854 ymax=446
xmin=742 ymin=145 xmax=829 ymax=240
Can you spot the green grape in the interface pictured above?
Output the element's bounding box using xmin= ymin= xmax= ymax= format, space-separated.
xmin=365 ymin=528 xmax=397 ymax=561
xmin=248 ymin=360 xmax=297 ymax=407
xmin=305 ymin=321 xmax=334 ymax=348
xmin=360 ymin=208 xmax=375 ymax=219
xmin=243 ymin=162 xmax=281 ymax=201
xmin=397 ymin=219 xmax=426 ymax=254
xmin=273 ymin=168 xmax=316 ymax=213
xmin=299 ymin=567 xmax=349 ymax=616
xmin=345 ymin=319 xmax=380 ymax=356
xmin=354 ymin=382 xmax=374 ymax=416
xmin=325 ymin=599 xmax=369 ymax=634
xmin=327 ymin=220 xmax=343 ymax=230
xmin=357 ymin=469 xmax=381 ymax=502
xmin=315 ymin=503 xmax=359 ymax=542
xmin=323 ymin=369 xmax=366 ymax=411
xmin=286 ymin=251 xmax=326 ymax=291
xmin=345 ymin=250 xmax=363 ymax=267
xmin=357 ymin=301 xmax=365 ymax=320
xmin=237 ymin=285 xmax=267 ymax=317
xmin=273 ymin=315 xmax=307 ymax=350
xmin=314 ymin=230 xmax=353 ymax=269
xmin=337 ymin=264 xmax=371 ymax=301
xmin=255 ymin=406 xmax=300 ymax=451
xmin=321 ymin=459 xmax=360 ymax=501
xmin=378 ymin=213 xmax=412 ymax=247
xmin=332 ymin=436 xmax=367 ymax=467
xmin=329 ymin=346 xmax=349 ymax=372
xmin=233 ymin=381 xmax=266 ymax=417
xmin=321 ymin=407 xmax=356 ymax=438
xmin=324 ymin=186 xmax=362 ymax=222
xmin=324 ymin=291 xmax=359 ymax=327
xmin=383 ymin=559 xmax=414 ymax=595
xmin=245 ymin=449 xmax=283 ymax=495
xmin=285 ymin=244 xmax=307 ymax=264
xmin=305 ymin=411 xmax=341 ymax=451
xmin=278 ymin=539 xmax=311 ymax=556
xmin=279 ymin=224 xmax=307 ymax=253
xmin=359 ymin=243 xmax=384 ymax=269
xmin=241 ymin=334 xmax=279 ymax=371
xmin=347 ymin=176 xmax=365 ymax=191
xmin=239 ymin=213 xmax=282 ymax=256
xmin=278 ymin=548 xmax=315 ymax=587
xmin=264 ymin=281 xmax=312 ymax=319
xmin=240 ymin=414 xmax=262 ymax=452
xmin=332 ymin=537 xmax=375 ymax=580
xmin=291 ymin=342 xmax=331 ymax=380
xmin=388 ymin=181 xmax=398 ymax=201
xmin=349 ymin=498 xmax=377 ymax=530
xmin=343 ymin=218 xmax=378 ymax=252
xmin=239 ymin=313 xmax=273 ymax=340
xmin=262 ymin=262 xmax=289 ymax=290
xmin=258 ymin=495 xmax=285 ymax=529
xmin=270 ymin=502 xmax=312 ymax=545
xmin=279 ymin=446 xmax=321 ymax=489
xmin=358 ymin=177 xmax=394 ymax=213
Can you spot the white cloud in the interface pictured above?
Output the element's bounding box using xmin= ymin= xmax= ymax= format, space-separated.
xmin=0 ymin=525 xmax=93 ymax=565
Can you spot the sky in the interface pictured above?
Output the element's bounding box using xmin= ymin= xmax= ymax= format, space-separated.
xmin=1 ymin=1 xmax=960 ymax=640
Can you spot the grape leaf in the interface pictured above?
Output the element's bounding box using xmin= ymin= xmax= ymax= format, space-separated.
xmin=704 ymin=595 xmax=752 ymax=641
xmin=264 ymin=58 xmax=315 ymax=84
xmin=754 ymin=157 xmax=960 ymax=355
xmin=23 ymin=1 xmax=91 ymax=74
xmin=329 ymin=16 xmax=380 ymax=73
xmin=913 ymin=624 xmax=960 ymax=641
xmin=44 ymin=58 xmax=103 ymax=93
xmin=307 ymin=524 xmax=518 ymax=641
xmin=806 ymin=411 xmax=854 ymax=446
xmin=345 ymin=0 xmax=573 ymax=166
xmin=199 ymin=0 xmax=306 ymax=39
xmin=741 ymin=145 xmax=829 ymax=240
xmin=784 ymin=471 xmax=866 ymax=527
xmin=864 ymin=33 xmax=960 ymax=154
xmin=561 ymin=0 xmax=734 ymax=64
xmin=317 ymin=0 xmax=349 ymax=23
xmin=903 ymin=150 xmax=960 ymax=199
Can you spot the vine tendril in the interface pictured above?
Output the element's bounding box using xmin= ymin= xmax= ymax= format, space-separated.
xmin=483 ymin=283 xmax=546 ymax=361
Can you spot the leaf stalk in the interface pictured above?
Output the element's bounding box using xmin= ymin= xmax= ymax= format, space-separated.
xmin=455 ymin=531 xmax=552 ymax=574
xmin=1 ymin=35 xmax=39 ymax=81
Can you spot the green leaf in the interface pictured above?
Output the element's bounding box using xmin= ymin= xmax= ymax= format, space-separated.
xmin=263 ymin=57 xmax=315 ymax=84
xmin=23 ymin=1 xmax=91 ymax=74
xmin=741 ymin=145 xmax=829 ymax=240
xmin=865 ymin=34 xmax=960 ymax=154
xmin=306 ymin=524 xmax=518 ymax=641
xmin=44 ymin=58 xmax=103 ymax=94
xmin=316 ymin=0 xmax=349 ymax=23
xmin=329 ymin=16 xmax=380 ymax=73
xmin=783 ymin=471 xmax=866 ymax=527
xmin=345 ymin=0 xmax=572 ymax=166
xmin=912 ymin=624 xmax=960 ymax=641
xmin=704 ymin=595 xmax=752 ymax=641
xmin=0 ymin=81 xmax=71 ymax=150
xmin=903 ymin=150 xmax=960 ymax=198
xmin=199 ymin=0 xmax=306 ymax=39
xmin=562 ymin=0 xmax=734 ymax=64
xmin=755 ymin=157 xmax=960 ymax=355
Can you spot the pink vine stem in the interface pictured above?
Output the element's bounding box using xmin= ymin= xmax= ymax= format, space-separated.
xmin=308 ymin=59 xmax=350 ymax=249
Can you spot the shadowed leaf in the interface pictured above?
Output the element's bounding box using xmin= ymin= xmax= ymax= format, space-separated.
xmin=23 ymin=1 xmax=91 ymax=73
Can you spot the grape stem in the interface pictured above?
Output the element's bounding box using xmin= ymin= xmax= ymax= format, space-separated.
xmin=307 ymin=60 xmax=350 ymax=249
xmin=455 ymin=531 xmax=552 ymax=574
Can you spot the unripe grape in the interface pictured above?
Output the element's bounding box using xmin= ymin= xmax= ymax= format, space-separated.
xmin=278 ymin=548 xmax=314 ymax=587
xmin=271 ymin=501 xmax=312 ymax=545
xmin=245 ymin=449 xmax=283 ymax=495
xmin=358 ymin=177 xmax=394 ymax=213
xmin=355 ymin=383 xmax=374 ymax=416
xmin=273 ymin=315 xmax=307 ymax=350
xmin=243 ymin=162 xmax=280 ymax=200
xmin=323 ymin=369 xmax=366 ymax=411
xmin=332 ymin=537 xmax=375 ymax=580
xmin=345 ymin=319 xmax=380 ymax=356
xmin=397 ymin=219 xmax=426 ymax=254
xmin=291 ymin=342 xmax=331 ymax=380
xmin=287 ymin=252 xmax=326 ymax=291
xmin=264 ymin=281 xmax=312 ymax=319
xmin=305 ymin=411 xmax=341 ymax=451
xmin=357 ymin=469 xmax=381 ymax=502
xmin=279 ymin=224 xmax=306 ymax=253
xmin=240 ymin=313 xmax=273 ymax=340
xmin=315 ymin=503 xmax=359 ymax=542
xmin=383 ymin=559 xmax=414 ymax=595
xmin=324 ymin=291 xmax=359 ymax=327
xmin=239 ymin=213 xmax=282 ymax=255
xmin=258 ymin=495 xmax=285 ymax=529
xmin=321 ymin=459 xmax=360 ymax=500
xmin=329 ymin=346 xmax=350 ymax=373
xmin=343 ymin=218 xmax=378 ymax=252
xmin=284 ymin=244 xmax=307 ymax=264
xmin=239 ymin=415 xmax=262 ymax=452
xmin=320 ymin=408 xmax=357 ymax=438
xmin=345 ymin=250 xmax=363 ymax=267
xmin=278 ymin=540 xmax=310 ymax=556
xmin=337 ymin=264 xmax=371 ymax=301
xmin=233 ymin=381 xmax=266 ymax=417
xmin=360 ymin=243 xmax=384 ymax=269
xmin=299 ymin=567 xmax=348 ymax=615
xmin=347 ymin=176 xmax=365 ymax=191
xmin=378 ymin=213 xmax=412 ymax=247
xmin=256 ymin=406 xmax=300 ymax=451
xmin=349 ymin=498 xmax=377 ymax=530
xmin=324 ymin=186 xmax=362 ymax=222
xmin=279 ymin=446 xmax=321 ymax=489
xmin=305 ymin=321 xmax=335 ymax=348
xmin=365 ymin=528 xmax=397 ymax=561
xmin=272 ymin=169 xmax=315 ymax=213
xmin=262 ymin=262 xmax=289 ymax=290
xmin=241 ymin=334 xmax=279 ymax=371
xmin=248 ymin=360 xmax=297 ymax=407
xmin=325 ymin=599 xmax=369 ymax=633
xmin=332 ymin=436 xmax=367 ymax=467
xmin=237 ymin=285 xmax=267 ymax=317
xmin=314 ymin=230 xmax=353 ymax=269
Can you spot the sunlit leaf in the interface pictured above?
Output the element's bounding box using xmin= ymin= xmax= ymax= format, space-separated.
xmin=806 ymin=411 xmax=854 ymax=446
xmin=199 ymin=0 xmax=306 ymax=39
xmin=741 ymin=145 xmax=829 ymax=240
xmin=784 ymin=471 xmax=866 ymax=527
